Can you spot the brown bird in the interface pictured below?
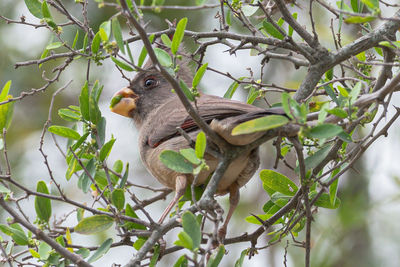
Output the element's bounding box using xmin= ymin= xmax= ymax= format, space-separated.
xmin=110 ymin=54 xmax=284 ymax=238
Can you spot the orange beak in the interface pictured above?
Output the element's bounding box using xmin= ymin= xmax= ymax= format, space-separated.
xmin=109 ymin=87 xmax=138 ymax=117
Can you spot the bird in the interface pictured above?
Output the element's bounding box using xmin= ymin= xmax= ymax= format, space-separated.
xmin=110 ymin=51 xmax=285 ymax=239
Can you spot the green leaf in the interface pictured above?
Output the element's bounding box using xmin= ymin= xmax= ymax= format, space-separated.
xmin=9 ymin=224 xmax=29 ymax=245
xmin=351 ymin=0 xmax=359 ymax=12
xmin=99 ymin=21 xmax=111 ymax=40
xmin=173 ymin=255 xmax=188 ymax=267
xmin=112 ymin=18 xmax=125 ymax=54
xmin=179 ymin=79 xmax=195 ymax=101
xmin=76 ymin=248 xmax=90 ymax=259
xmin=154 ymin=47 xmax=172 ymax=67
xmin=0 ymin=80 xmax=11 ymax=100
xmin=324 ymin=85 xmax=339 ymax=106
xmin=75 ymin=215 xmax=114 ymax=235
xmin=179 ymin=148 xmax=201 ymax=165
xmin=35 ymin=181 xmax=52 ymax=222
xmin=89 ymin=81 xmax=102 ymax=125
xmin=361 ymin=0 xmax=379 ymax=10
xmin=133 ymin=237 xmax=147 ymax=251
xmin=301 ymin=145 xmax=332 ymax=172
xmin=325 ymin=68 xmax=333 ymax=80
xmin=223 ymin=81 xmax=239 ymax=99
xmin=41 ymin=1 xmax=52 ymax=20
xmin=260 ymin=169 xmax=298 ymax=196
xmin=192 ymin=63 xmax=208 ymax=88
xmin=0 ymin=81 xmax=14 ymax=131
xmin=329 ymin=169 xmax=340 ymax=206
xmin=344 ymin=16 xmax=376 ymax=24
xmin=119 ymin=163 xmax=129 ymax=188
xmin=46 ymin=42 xmax=63 ymax=50
xmin=124 ymin=203 xmax=146 ymax=230
xmin=327 ymin=108 xmax=348 ymax=118
xmin=149 ymin=245 xmax=160 ymax=267
xmin=160 ymin=150 xmax=193 ymax=173
xmin=271 ymin=192 xmax=291 ymax=207
xmin=30 ymin=248 xmax=40 ymax=259
xmin=246 ymin=86 xmax=258 ymax=104
xmin=182 ymin=211 xmax=201 ymax=250
xmin=58 ymin=108 xmax=80 ymax=122
xmin=306 ymin=124 xmax=343 ymax=139
xmin=241 ymin=5 xmax=258 ymax=16
xmin=171 ymin=17 xmax=188 ymax=55
xmin=350 ymin=82 xmax=362 ymax=104
xmin=160 ymin=33 xmax=172 ymax=47
xmin=206 ymin=245 xmax=225 ymax=267
xmin=99 ymin=138 xmax=116 ymax=161
xmin=195 ymin=131 xmax=206 ymax=159
xmin=79 ymin=82 xmax=90 ymax=121
xmin=138 ymin=45 xmax=148 ymax=68
xmin=48 ymin=125 xmax=81 ymax=140
xmin=288 ymin=12 xmax=297 ymax=37
xmin=232 ymin=115 xmax=289 ymax=136
xmin=87 ymin=238 xmax=113 ymax=263
xmin=99 ymin=28 xmax=108 ymax=42
xmin=174 ymin=231 xmax=193 ymax=250
xmin=338 ymin=131 xmax=352 ymax=143
xmin=113 ymin=160 xmax=123 ymax=173
xmin=82 ymin=33 xmax=88 ymax=52
xmin=38 ymin=242 xmax=52 ymax=260
xmin=310 ymin=192 xmax=341 ymax=209
xmin=111 ymin=56 xmax=134 ymax=71
xmin=234 ymin=250 xmax=247 ymax=267
xmin=356 ymin=51 xmax=366 ymax=61
xmin=0 ymin=95 xmax=14 ymax=131
xmin=91 ymin=31 xmax=101 ymax=54
xmin=337 ymin=85 xmax=349 ymax=97
xmin=24 ymin=0 xmax=43 ymax=18
xmin=111 ymin=188 xmax=125 ymax=211
xmin=78 ymin=158 xmax=95 ymax=193
xmin=126 ymin=41 xmax=134 ymax=65
xmin=262 ymin=20 xmax=284 ymax=40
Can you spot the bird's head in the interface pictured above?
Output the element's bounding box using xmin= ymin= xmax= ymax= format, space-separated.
xmin=110 ymin=69 xmax=175 ymax=118
xmin=110 ymin=45 xmax=193 ymax=124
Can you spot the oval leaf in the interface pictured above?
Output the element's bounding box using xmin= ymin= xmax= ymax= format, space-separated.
xmin=260 ymin=169 xmax=298 ymax=196
xmin=87 ymin=238 xmax=113 ymax=263
xmin=79 ymin=82 xmax=90 ymax=121
xmin=159 ymin=150 xmax=193 ymax=173
xmin=99 ymin=138 xmax=116 ymax=161
xmin=306 ymin=124 xmax=343 ymax=139
xmin=182 ymin=211 xmax=201 ymax=250
xmin=192 ymin=63 xmax=208 ymax=88
xmin=35 ymin=181 xmax=52 ymax=222
xmin=195 ymin=131 xmax=206 ymax=159
xmin=75 ymin=215 xmax=114 ymax=235
xmin=154 ymin=48 xmax=172 ymax=67
xmin=112 ymin=18 xmax=125 ymax=54
xmin=111 ymin=56 xmax=134 ymax=71
xmin=232 ymin=115 xmax=289 ymax=136
xmin=48 ymin=125 xmax=81 ymax=140
xmin=111 ymin=188 xmax=125 ymax=211
xmin=24 ymin=0 xmax=43 ymax=18
xmin=91 ymin=31 xmax=101 ymax=54
xmin=310 ymin=192 xmax=341 ymax=209
xmin=171 ymin=17 xmax=188 ymax=55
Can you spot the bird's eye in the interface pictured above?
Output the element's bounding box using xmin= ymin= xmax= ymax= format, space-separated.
xmin=144 ymin=77 xmax=157 ymax=88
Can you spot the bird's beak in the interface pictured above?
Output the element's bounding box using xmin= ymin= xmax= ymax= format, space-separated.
xmin=109 ymin=87 xmax=139 ymax=117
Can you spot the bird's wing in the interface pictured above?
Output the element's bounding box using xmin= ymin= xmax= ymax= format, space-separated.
xmin=145 ymin=94 xmax=284 ymax=147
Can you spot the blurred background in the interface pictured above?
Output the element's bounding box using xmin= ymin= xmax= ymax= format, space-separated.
xmin=0 ymin=0 xmax=399 ymax=266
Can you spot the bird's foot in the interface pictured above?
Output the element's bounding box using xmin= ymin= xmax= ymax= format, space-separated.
xmin=217 ymin=225 xmax=227 ymax=244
